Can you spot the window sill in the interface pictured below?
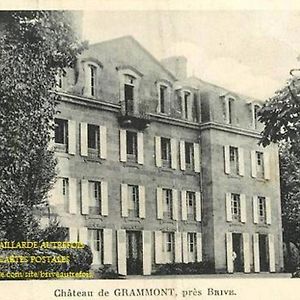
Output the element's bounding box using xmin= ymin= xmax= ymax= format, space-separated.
xmin=85 ymin=215 xmax=104 ymax=221
xmin=84 ymin=156 xmax=103 ymax=163
xmin=182 ymin=169 xmax=197 ymax=176
xmin=159 ymin=167 xmax=174 ymax=173
xmin=125 ymin=217 xmax=142 ymax=223
xmin=183 ymin=220 xmax=198 ymax=225
xmin=256 ymin=223 xmax=269 ymax=228
xmin=123 ymin=161 xmax=141 ymax=168
xmin=226 ymin=174 xmax=243 ymax=179
xmin=160 ymin=219 xmax=176 ymax=225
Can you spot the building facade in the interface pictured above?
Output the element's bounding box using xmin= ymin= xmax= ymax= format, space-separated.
xmin=48 ymin=36 xmax=284 ymax=275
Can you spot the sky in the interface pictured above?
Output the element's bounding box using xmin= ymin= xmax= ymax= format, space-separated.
xmin=82 ymin=10 xmax=300 ymax=100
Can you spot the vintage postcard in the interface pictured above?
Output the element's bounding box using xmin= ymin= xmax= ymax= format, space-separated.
xmin=0 ymin=0 xmax=300 ymax=299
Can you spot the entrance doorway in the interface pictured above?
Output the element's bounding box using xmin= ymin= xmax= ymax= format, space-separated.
xmin=232 ymin=233 xmax=243 ymax=272
xmin=126 ymin=231 xmax=142 ymax=275
xmin=259 ymin=234 xmax=269 ymax=271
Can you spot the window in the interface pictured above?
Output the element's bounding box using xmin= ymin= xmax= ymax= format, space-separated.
xmin=89 ymin=181 xmax=101 ymax=214
xmin=54 ymin=119 xmax=68 ymax=151
xmin=253 ymin=104 xmax=260 ymax=129
xmin=258 ymin=196 xmax=266 ymax=223
xmin=88 ymin=64 xmax=97 ymax=97
xmin=185 ymin=142 xmax=194 ymax=169
xmin=188 ymin=232 xmax=196 ymax=262
xmin=128 ymin=185 xmax=139 ymax=218
xmin=161 ymin=137 xmax=171 ymax=168
xmin=229 ymin=146 xmax=239 ymax=174
xmin=124 ymin=74 xmax=135 ymax=114
xmin=182 ymin=91 xmax=191 ymax=119
xmin=87 ymin=124 xmax=99 ymax=156
xmin=163 ymin=232 xmax=174 ymax=263
xmin=231 ymin=193 xmax=241 ymax=221
xmin=126 ymin=131 xmax=137 ymax=162
xmin=228 ymin=98 xmax=234 ymax=124
xmin=55 ymin=71 xmax=63 ymax=89
xmin=186 ymin=191 xmax=196 ymax=221
xmin=256 ymin=151 xmax=264 ymax=178
xmin=61 ymin=178 xmax=69 ymax=212
xmin=163 ymin=188 xmax=173 ymax=219
xmin=159 ymin=85 xmax=168 ymax=113
xmin=88 ymin=229 xmax=103 ymax=265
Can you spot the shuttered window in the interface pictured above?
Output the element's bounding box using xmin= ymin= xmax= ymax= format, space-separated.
xmin=163 ymin=188 xmax=173 ymax=219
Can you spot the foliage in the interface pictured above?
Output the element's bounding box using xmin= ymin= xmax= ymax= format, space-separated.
xmin=279 ymin=142 xmax=300 ymax=247
xmin=259 ymin=74 xmax=300 ymax=147
xmin=95 ymin=265 xmax=122 ymax=279
xmin=0 ymin=245 xmax=93 ymax=280
xmin=153 ymin=262 xmax=214 ymax=275
xmin=0 ymin=11 xmax=86 ymax=241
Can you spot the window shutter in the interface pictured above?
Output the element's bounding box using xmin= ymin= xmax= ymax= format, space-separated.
xmin=137 ymin=132 xmax=144 ymax=164
xmin=120 ymin=129 xmax=127 ymax=162
xmin=142 ymin=231 xmax=152 ymax=275
xmin=155 ymin=231 xmax=164 ymax=264
xmin=174 ymin=232 xmax=182 ymax=263
xmin=155 ymin=136 xmax=162 ymax=167
xmin=103 ymin=228 xmax=113 ymax=265
xmin=196 ymin=233 xmax=202 ymax=262
xmin=69 ymin=227 xmax=78 ymax=242
xmin=49 ymin=120 xmax=55 ymax=151
xmin=121 ymin=183 xmax=128 ymax=217
xmin=79 ymin=227 xmax=88 ymax=245
xmin=243 ymin=233 xmax=250 ymax=273
xmin=80 ymin=122 xmax=88 ymax=156
xmin=264 ymin=151 xmax=271 ymax=180
xmin=224 ymin=145 xmax=230 ymax=174
xmin=117 ymin=229 xmax=127 ymax=275
xmin=268 ymin=234 xmax=276 ymax=272
xmin=253 ymin=196 xmax=259 ymax=224
xmin=195 ymin=192 xmax=202 ymax=222
xmin=156 ymin=187 xmax=163 ymax=219
xmin=182 ymin=232 xmax=188 ymax=263
xmin=238 ymin=147 xmax=244 ymax=176
xmin=171 ymin=138 xmax=178 ymax=169
xmin=181 ymin=191 xmax=187 ymax=221
xmin=266 ymin=197 xmax=271 ymax=225
xmin=139 ymin=185 xmax=146 ymax=219
xmin=69 ymin=178 xmax=77 ymax=214
xmin=101 ymin=181 xmax=108 ymax=216
xmin=68 ymin=120 xmax=76 ymax=155
xmin=180 ymin=141 xmax=186 ymax=171
xmin=240 ymin=194 xmax=247 ymax=223
xmin=49 ymin=180 xmax=60 ymax=206
xmin=81 ymin=179 xmax=89 ymax=215
xmin=253 ymin=233 xmax=260 ymax=272
xmin=251 ymin=150 xmax=257 ymax=178
xmin=226 ymin=193 xmax=232 ymax=222
xmin=226 ymin=232 xmax=233 ymax=273
xmin=194 ymin=143 xmax=201 ymax=173
xmin=172 ymin=189 xmax=178 ymax=220
xmin=99 ymin=126 xmax=107 ymax=159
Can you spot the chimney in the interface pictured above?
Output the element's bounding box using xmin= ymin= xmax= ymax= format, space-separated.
xmin=160 ymin=56 xmax=187 ymax=80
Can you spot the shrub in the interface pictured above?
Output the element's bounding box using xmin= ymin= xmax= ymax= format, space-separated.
xmin=0 ymin=244 xmax=93 ymax=280
xmin=153 ymin=262 xmax=214 ymax=275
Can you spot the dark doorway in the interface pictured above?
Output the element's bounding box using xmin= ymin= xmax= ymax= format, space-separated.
xmin=126 ymin=231 xmax=142 ymax=275
xmin=259 ymin=234 xmax=269 ymax=272
xmin=232 ymin=233 xmax=243 ymax=272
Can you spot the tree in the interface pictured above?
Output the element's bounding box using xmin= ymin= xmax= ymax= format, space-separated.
xmin=0 ymin=11 xmax=86 ymax=241
xmin=259 ymin=72 xmax=300 ymax=148
xmin=259 ymin=70 xmax=300 ymax=270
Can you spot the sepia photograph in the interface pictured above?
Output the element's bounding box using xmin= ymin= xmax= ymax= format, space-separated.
xmin=1 ymin=1 xmax=300 ymax=299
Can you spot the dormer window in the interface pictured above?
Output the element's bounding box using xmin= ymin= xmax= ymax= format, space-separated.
xmin=181 ymin=89 xmax=193 ymax=120
xmin=253 ymin=104 xmax=261 ymax=129
xmin=117 ymin=66 xmax=142 ymax=115
xmin=124 ymin=74 xmax=136 ymax=114
xmin=88 ymin=64 xmax=97 ymax=97
xmin=223 ymin=95 xmax=235 ymax=125
xmin=157 ymin=80 xmax=172 ymax=114
xmin=82 ymin=58 xmax=103 ymax=98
